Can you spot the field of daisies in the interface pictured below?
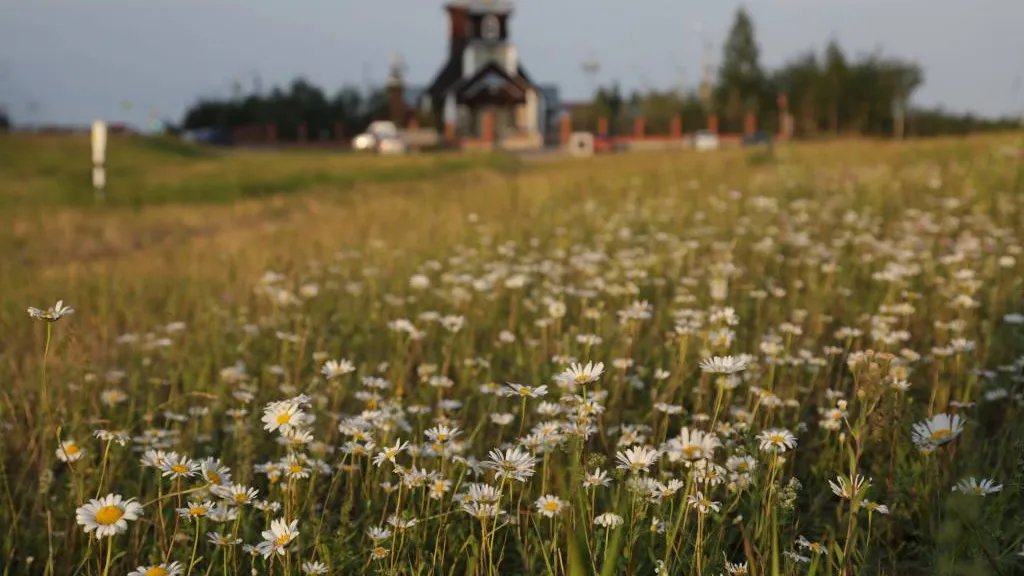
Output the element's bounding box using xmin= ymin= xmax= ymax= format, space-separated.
xmin=3 ymin=138 xmax=1024 ymax=576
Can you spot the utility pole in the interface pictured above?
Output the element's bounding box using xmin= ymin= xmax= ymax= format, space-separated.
xmin=893 ymin=88 xmax=906 ymax=140
xmin=581 ymin=52 xmax=601 ymax=101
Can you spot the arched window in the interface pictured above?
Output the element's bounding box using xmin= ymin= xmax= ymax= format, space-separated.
xmin=481 ymin=15 xmax=500 ymax=41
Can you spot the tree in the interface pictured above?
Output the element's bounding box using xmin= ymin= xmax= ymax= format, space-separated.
xmin=773 ymin=51 xmax=821 ymax=137
xmin=0 ymin=107 xmax=9 ymax=131
xmin=180 ymin=77 xmax=390 ymax=141
xmin=822 ymin=40 xmax=847 ymax=134
xmin=716 ymin=7 xmax=767 ymax=132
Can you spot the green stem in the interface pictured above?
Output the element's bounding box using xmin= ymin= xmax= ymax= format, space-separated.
xmin=100 ymin=536 xmax=114 ymax=576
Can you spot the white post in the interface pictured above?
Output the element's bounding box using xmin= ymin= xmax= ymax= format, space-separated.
xmin=91 ymin=120 xmax=107 ymax=200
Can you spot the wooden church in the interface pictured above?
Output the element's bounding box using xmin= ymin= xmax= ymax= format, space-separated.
xmin=415 ymin=0 xmax=559 ymax=150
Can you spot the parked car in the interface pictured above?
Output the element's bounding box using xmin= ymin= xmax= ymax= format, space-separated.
xmin=351 ymin=120 xmax=406 ymax=154
xmin=377 ymin=135 xmax=408 ymax=155
xmin=743 ymin=131 xmax=772 ymax=146
xmin=692 ymin=130 xmax=720 ymax=151
xmin=182 ymin=128 xmax=232 ymax=146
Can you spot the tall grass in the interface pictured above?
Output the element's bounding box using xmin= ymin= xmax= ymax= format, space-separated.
xmin=1 ymin=135 xmax=1023 ymax=575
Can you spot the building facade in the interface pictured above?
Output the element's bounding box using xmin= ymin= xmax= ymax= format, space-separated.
xmin=421 ymin=0 xmax=557 ymax=149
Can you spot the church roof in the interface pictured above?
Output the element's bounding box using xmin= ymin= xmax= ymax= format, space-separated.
xmin=447 ymin=0 xmax=513 ymax=14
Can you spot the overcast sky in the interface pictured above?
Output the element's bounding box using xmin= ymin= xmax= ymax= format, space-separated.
xmin=2 ymin=0 xmax=1023 ymax=127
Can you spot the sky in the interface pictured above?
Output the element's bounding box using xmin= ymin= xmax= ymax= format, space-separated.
xmin=2 ymin=0 xmax=1023 ymax=128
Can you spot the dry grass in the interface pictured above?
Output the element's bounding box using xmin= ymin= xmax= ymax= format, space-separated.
xmin=1 ymin=132 xmax=1023 ymax=575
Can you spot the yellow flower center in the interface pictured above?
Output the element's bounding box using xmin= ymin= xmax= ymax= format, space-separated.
xmin=930 ymin=428 xmax=952 ymax=442
xmin=575 ymin=373 xmax=588 ymax=383
xmin=64 ymin=444 xmax=80 ymax=455
xmin=233 ymin=494 xmax=247 ymax=504
xmin=171 ymin=464 xmax=189 ymax=474
xmin=274 ymin=534 xmax=291 ymax=546
xmin=189 ymin=507 xmax=208 ymax=516
xmin=276 ymin=413 xmax=292 ymax=425
xmin=289 ymin=465 xmax=303 ymax=473
xmin=95 ymin=505 xmax=124 ymax=526
xmin=682 ymin=446 xmax=701 ymax=457
xmin=206 ymin=472 xmax=221 ymax=484
xmin=518 ymin=387 xmax=530 ymax=394
xmin=543 ymin=501 xmax=560 ymax=512
xmin=145 ymin=568 xmax=168 ymax=576
xmin=373 ymin=546 xmax=387 ymax=558
xmin=768 ymin=434 xmax=785 ymax=444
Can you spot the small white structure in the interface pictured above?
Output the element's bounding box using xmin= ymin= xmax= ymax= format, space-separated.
xmin=352 ymin=121 xmax=408 ymax=154
xmin=568 ymin=132 xmax=594 ymax=157
xmin=91 ymin=120 xmax=107 ymax=196
xmin=692 ymin=130 xmax=720 ymax=152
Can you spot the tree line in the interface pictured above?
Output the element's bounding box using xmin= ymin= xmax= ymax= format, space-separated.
xmin=178 ymin=8 xmax=1020 ymax=140
xmin=180 ymin=78 xmax=392 ymax=141
xmin=575 ymin=8 xmax=1021 ymax=138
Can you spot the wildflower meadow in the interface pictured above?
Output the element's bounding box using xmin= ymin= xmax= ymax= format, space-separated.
xmin=2 ymin=135 xmax=1024 ymax=575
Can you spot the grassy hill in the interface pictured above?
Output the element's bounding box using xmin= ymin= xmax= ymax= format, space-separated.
xmin=0 ymin=133 xmax=520 ymax=209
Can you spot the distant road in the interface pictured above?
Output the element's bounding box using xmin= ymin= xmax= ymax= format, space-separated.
xmin=515 ymin=148 xmax=567 ymax=162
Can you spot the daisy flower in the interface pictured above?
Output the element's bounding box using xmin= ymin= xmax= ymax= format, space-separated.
xmin=27 ymin=299 xmax=74 ymax=322
xmin=367 ymin=526 xmax=391 ymax=542
xmin=615 ymin=445 xmax=660 ymax=474
xmin=127 ymin=562 xmax=183 ymax=576
xmin=756 ymin=428 xmax=798 ymax=453
xmin=424 ymin=425 xmax=461 ymax=444
xmin=503 ymin=383 xmax=548 ymax=398
xmin=952 ymin=477 xmax=1002 ymax=496
xmin=911 ymin=413 xmax=964 ymax=450
xmin=663 ymin=427 xmax=721 ymax=462
xmin=556 ymin=361 xmax=606 ymax=387
xmin=861 ymin=501 xmax=890 ymax=515
xmin=535 ymin=495 xmax=566 ymax=518
xmin=828 ymin=474 xmax=871 ymax=500
xmin=76 ymin=493 xmax=144 ymax=538
xmin=56 ymin=440 xmax=85 ymax=463
xmin=724 ymin=560 xmax=749 ymax=575
xmin=698 ymin=356 xmax=748 ymax=374
xmin=686 ymin=491 xmax=721 ymax=514
xmin=160 ymin=454 xmax=199 ymax=479
xmin=372 ymin=439 xmax=410 ymax=467
xmin=93 ymin=429 xmax=130 ymax=446
xmin=485 ymin=447 xmax=537 ymax=482
xmin=321 ymin=359 xmax=356 ymax=379
xmin=583 ymin=468 xmax=612 ymax=489
xmin=177 ymin=501 xmax=214 ymax=520
xmin=257 ymin=518 xmax=299 ymax=557
xmin=213 ymin=484 xmax=259 ymax=506
xmin=594 ymin=513 xmax=624 ymax=528
xmin=200 ymin=459 xmax=232 ymax=486
xmin=302 ymin=561 xmax=328 ymax=574
xmin=261 ymin=401 xmax=308 ymax=434
xmin=370 ymin=546 xmax=389 ymax=561
xmin=140 ymin=449 xmax=175 ymax=469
